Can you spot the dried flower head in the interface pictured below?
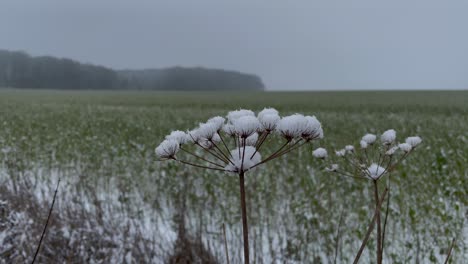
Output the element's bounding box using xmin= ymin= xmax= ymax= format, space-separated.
xmin=385 ymin=146 xmax=399 ymax=156
xmin=227 ymin=109 xmax=255 ymax=124
xmin=312 ymin=148 xmax=328 ymax=159
xmin=362 ymin=134 xmax=377 ymax=145
xmin=398 ymin=143 xmax=412 ymax=153
xmin=207 ymin=116 xmax=226 ymax=131
xmin=155 ymin=139 xmax=180 ymax=159
xmin=257 ymin=107 xmax=279 ymax=120
xmin=345 ymin=145 xmax=355 ymax=152
xmin=367 ymin=163 xmax=386 ymax=179
xmin=225 ymin=146 xmax=262 ymax=173
xmin=165 ymin=130 xmax=188 ymax=145
xmin=245 ymin=133 xmax=259 ymax=146
xmin=326 ymin=164 xmax=339 ymax=172
xmin=276 ymin=114 xmax=307 ymax=140
xmin=381 ymin=129 xmax=396 ymax=145
xmin=302 ymin=116 xmax=322 ymax=140
xmin=405 ymin=136 xmax=422 ymax=147
xmin=360 ymin=140 xmax=368 ymax=149
xmin=335 ymin=149 xmax=346 ymax=157
xmin=259 ymin=114 xmax=280 ymax=132
xmin=222 ymin=124 xmax=236 ymax=136
xmin=234 ymin=116 xmax=260 ymax=138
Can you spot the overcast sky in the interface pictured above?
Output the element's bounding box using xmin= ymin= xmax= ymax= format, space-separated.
xmin=1 ymin=0 xmax=467 ymax=90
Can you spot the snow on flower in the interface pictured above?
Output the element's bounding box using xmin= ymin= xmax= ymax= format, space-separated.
xmin=360 ymin=140 xmax=368 ymax=149
xmin=187 ymin=129 xmax=202 ymax=143
xmin=405 ymin=136 xmax=422 ymax=147
xmin=385 ymin=146 xmax=399 ymax=156
xmin=302 ymin=116 xmax=322 ymax=140
xmin=345 ymin=145 xmax=355 ymax=152
xmin=259 ymin=114 xmax=280 ymax=132
xmin=234 ymin=116 xmax=260 ymax=137
xmin=225 ymin=146 xmax=261 ymax=173
xmin=335 ymin=149 xmax=346 ymax=157
xmin=276 ymin=114 xmax=307 ymax=140
xmin=155 ymin=139 xmax=179 ymax=159
xmin=257 ymin=107 xmax=279 ymax=120
xmin=245 ymin=133 xmax=258 ymax=146
xmin=367 ymin=163 xmax=386 ymax=179
xmin=398 ymin=143 xmax=412 ymax=153
xmin=381 ymin=129 xmax=396 ymax=145
xmin=227 ymin=109 xmax=255 ymax=124
xmin=222 ymin=124 xmax=236 ymax=136
xmin=312 ymin=148 xmax=327 ymax=159
xmin=207 ymin=116 xmax=226 ymax=131
xmin=362 ymin=134 xmax=377 ymax=144
xmin=165 ymin=130 xmax=188 ymax=145
xmin=197 ymin=122 xmax=218 ymax=140
xmin=325 ymin=164 xmax=339 ymax=172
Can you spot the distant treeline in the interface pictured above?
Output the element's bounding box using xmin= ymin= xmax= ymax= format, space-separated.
xmin=0 ymin=50 xmax=265 ymax=91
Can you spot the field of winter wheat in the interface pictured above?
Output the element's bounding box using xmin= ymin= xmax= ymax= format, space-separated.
xmin=0 ymin=89 xmax=466 ymax=263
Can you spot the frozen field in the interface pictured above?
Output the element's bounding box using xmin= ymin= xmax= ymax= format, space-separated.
xmin=0 ymin=89 xmax=467 ymax=263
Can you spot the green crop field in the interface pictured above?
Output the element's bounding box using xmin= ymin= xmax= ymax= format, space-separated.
xmin=0 ymin=89 xmax=467 ymax=263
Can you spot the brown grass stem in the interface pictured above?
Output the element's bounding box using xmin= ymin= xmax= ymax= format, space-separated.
xmin=176 ymin=159 xmax=226 ymax=172
xmin=353 ymin=187 xmax=388 ymax=264
xmin=180 ymin=147 xmax=224 ymax=168
xmin=239 ymin=171 xmax=249 ymax=264
xmin=373 ymin=180 xmax=383 ymax=264
xmin=444 ymin=238 xmax=456 ymax=264
xmin=31 ymin=178 xmax=61 ymax=264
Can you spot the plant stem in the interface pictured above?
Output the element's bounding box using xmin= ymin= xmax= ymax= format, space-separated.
xmin=32 ymin=179 xmax=60 ymax=264
xmin=381 ymin=182 xmax=391 ymax=255
xmin=211 ymin=140 xmax=234 ymax=165
xmin=353 ymin=187 xmax=388 ymax=264
xmin=444 ymin=238 xmax=456 ymax=264
xmin=219 ymin=134 xmax=233 ymax=158
xmin=180 ymin=147 xmax=224 ymax=168
xmin=373 ymin=180 xmax=383 ymax=264
xmin=250 ymin=131 xmax=269 ymax=159
xmin=239 ymin=171 xmax=249 ymax=264
xmin=176 ymin=159 xmax=226 ymax=172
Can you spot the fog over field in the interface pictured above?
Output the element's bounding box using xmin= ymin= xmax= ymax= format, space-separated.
xmin=1 ymin=0 xmax=468 ymax=90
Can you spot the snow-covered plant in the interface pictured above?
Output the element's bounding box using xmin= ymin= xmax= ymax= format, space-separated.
xmin=313 ymin=130 xmax=422 ymax=264
xmin=156 ymin=108 xmax=324 ymax=263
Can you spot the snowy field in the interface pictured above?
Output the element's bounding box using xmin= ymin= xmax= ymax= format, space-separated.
xmin=0 ymin=89 xmax=467 ymax=263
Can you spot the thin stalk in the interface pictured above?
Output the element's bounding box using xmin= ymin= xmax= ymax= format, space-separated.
xmin=240 ymin=138 xmax=246 ymax=171
xmin=385 ymin=152 xmax=409 ymax=174
xmin=32 ymin=179 xmax=61 ymax=264
xmin=237 ymin=136 xmax=241 ymax=159
xmin=353 ymin=187 xmax=388 ymax=264
xmin=211 ymin=140 xmax=235 ymax=166
xmin=254 ymin=131 xmax=267 ymax=149
xmin=176 ymin=159 xmax=226 ymax=172
xmin=266 ymin=140 xmax=306 ymax=161
xmin=373 ymin=180 xmax=383 ymax=264
xmin=264 ymin=140 xmax=291 ymax=161
xmin=250 ymin=131 xmax=269 ymax=159
xmin=219 ymin=134 xmax=233 ymax=158
xmin=180 ymin=147 xmax=224 ymax=168
xmin=239 ymin=171 xmax=249 ymax=264
xmin=381 ymin=179 xmax=391 ymax=255
xmin=444 ymin=238 xmax=456 ymax=264
xmin=189 ymin=133 xmax=229 ymax=163
xmin=222 ymin=223 xmax=230 ymax=264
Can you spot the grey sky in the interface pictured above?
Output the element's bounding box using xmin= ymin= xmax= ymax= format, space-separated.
xmin=1 ymin=0 xmax=467 ymax=90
